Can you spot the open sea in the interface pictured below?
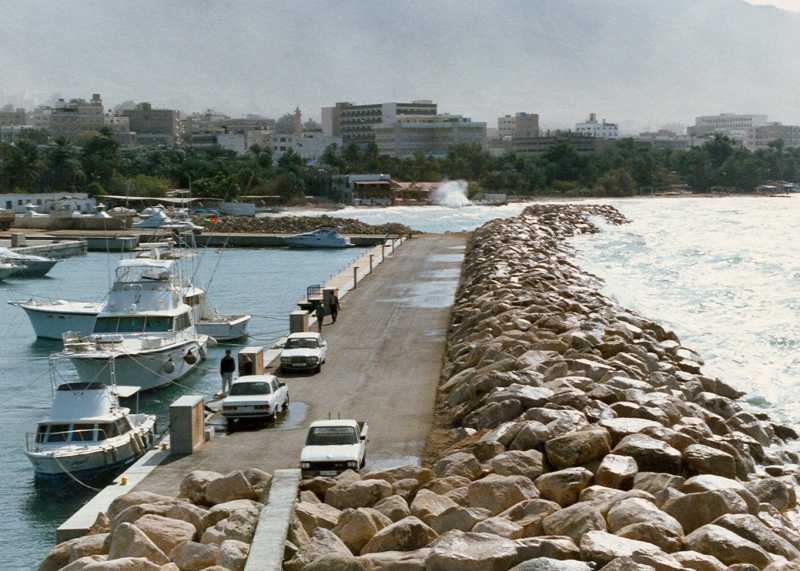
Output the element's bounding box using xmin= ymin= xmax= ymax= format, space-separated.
xmin=4 ymin=196 xmax=800 ymax=567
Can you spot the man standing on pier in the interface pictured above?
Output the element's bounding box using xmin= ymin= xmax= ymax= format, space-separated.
xmin=316 ymin=303 xmax=325 ymax=332
xmin=330 ymin=294 xmax=340 ymax=323
xmin=220 ymin=349 xmax=236 ymax=394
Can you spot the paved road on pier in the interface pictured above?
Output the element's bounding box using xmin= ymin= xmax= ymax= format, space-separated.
xmin=136 ymin=234 xmax=466 ymax=495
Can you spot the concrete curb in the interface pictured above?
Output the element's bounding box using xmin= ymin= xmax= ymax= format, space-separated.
xmin=56 ymin=439 xmax=170 ymax=541
xmin=244 ymin=468 xmax=301 ymax=571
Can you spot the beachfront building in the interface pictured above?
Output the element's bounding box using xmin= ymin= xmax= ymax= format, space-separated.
xmin=271 ymin=130 xmax=341 ymax=164
xmin=497 ymin=112 xmax=540 ymax=140
xmin=636 ymin=129 xmax=692 ymax=150
xmin=48 ymin=94 xmax=105 ymax=139
xmin=0 ymin=192 xmax=95 ymax=213
xmin=488 ymin=132 xmax=606 ymax=156
xmin=0 ymin=106 xmax=26 ymax=127
xmin=374 ymin=114 xmax=487 ymax=158
xmin=688 ymin=113 xmax=768 ymax=149
xmin=754 ymin=123 xmax=800 ymax=150
xmin=321 ymin=101 xmax=438 ymax=145
xmin=121 ymin=102 xmax=182 ymax=146
xmin=575 ymin=113 xmax=619 ymax=140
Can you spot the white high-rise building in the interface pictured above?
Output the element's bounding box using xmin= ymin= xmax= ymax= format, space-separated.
xmin=688 ymin=113 xmax=769 ymax=149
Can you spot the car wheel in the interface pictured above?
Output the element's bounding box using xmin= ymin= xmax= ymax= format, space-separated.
xmin=360 ymin=454 xmax=366 ymax=469
xmin=315 ymin=364 xmax=322 ymax=374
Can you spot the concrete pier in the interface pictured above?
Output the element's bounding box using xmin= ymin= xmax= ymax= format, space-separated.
xmin=133 ymin=233 xmax=466 ymax=495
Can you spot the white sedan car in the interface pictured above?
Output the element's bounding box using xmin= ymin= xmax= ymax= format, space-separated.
xmin=221 ymin=375 xmax=289 ymax=422
xmin=280 ymin=332 xmax=328 ymax=373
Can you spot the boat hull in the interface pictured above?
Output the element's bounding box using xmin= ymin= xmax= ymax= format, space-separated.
xmin=286 ymin=239 xmax=352 ymax=249
xmin=18 ymin=304 xmax=98 ymax=339
xmin=69 ymin=340 xmax=207 ymax=391
xmin=10 ymin=259 xmax=59 ymax=278
xmin=26 ymin=422 xmax=156 ymax=480
xmin=197 ymin=315 xmax=250 ymax=341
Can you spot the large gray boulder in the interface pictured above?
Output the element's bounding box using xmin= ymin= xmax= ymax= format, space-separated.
xmin=595 ymin=454 xmax=638 ymax=490
xmin=535 ymin=468 xmax=593 ymax=507
xmin=133 ymin=514 xmax=196 ymax=556
xmin=487 ymin=449 xmax=545 ymax=478
xmin=544 ymin=427 xmax=612 ymax=470
xmin=360 ymin=516 xmax=438 ymax=554
xmin=326 ymin=479 xmax=394 ymax=509
xmin=683 ymin=524 xmax=773 ymax=568
xmin=108 ymin=523 xmax=169 ymax=565
xmin=332 ymin=507 xmax=392 ymax=554
xmin=466 ymin=474 xmax=539 ymax=514
xmin=683 ymin=444 xmax=737 ymax=479
xmin=426 ymin=530 xmax=519 ymax=571
xmin=578 ymin=530 xmax=662 ymax=564
xmin=510 ymin=558 xmax=592 ymax=571
xmin=612 ymin=434 xmax=682 ymax=474
xmin=541 ymin=502 xmax=607 ymax=542
xmin=713 ymin=513 xmax=800 ymax=560
xmin=662 ymin=489 xmax=748 ymax=533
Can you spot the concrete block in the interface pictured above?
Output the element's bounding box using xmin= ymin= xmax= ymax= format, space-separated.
xmin=169 ymin=395 xmax=204 ymax=455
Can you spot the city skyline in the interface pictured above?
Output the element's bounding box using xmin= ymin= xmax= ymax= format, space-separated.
xmin=2 ymin=0 xmax=799 ymax=130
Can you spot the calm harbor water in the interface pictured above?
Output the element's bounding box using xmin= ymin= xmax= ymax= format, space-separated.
xmin=0 ymin=246 xmax=369 ymax=568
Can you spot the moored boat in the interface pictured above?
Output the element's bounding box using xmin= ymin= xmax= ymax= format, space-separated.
xmin=0 ymin=247 xmax=58 ymax=278
xmin=60 ymin=258 xmax=208 ymax=391
xmin=286 ymin=227 xmax=353 ymax=249
xmin=24 ymin=382 xmax=156 ymax=481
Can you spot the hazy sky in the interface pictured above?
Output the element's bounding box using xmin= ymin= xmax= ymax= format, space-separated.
xmin=748 ymin=0 xmax=800 ymax=9
xmin=1 ymin=0 xmax=798 ymax=131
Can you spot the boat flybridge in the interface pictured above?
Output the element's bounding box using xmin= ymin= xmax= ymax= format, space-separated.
xmin=60 ymin=257 xmax=209 ymax=391
xmin=25 ymin=381 xmax=156 ymax=481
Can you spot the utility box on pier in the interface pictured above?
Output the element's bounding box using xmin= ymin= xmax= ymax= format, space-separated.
xmin=169 ymin=395 xmax=205 ymax=455
xmin=289 ymin=310 xmax=309 ymax=333
xmin=239 ymin=346 xmax=266 ymax=376
xmin=10 ymin=233 xmax=26 ymax=247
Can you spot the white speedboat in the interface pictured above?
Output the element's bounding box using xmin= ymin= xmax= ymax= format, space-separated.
xmin=13 ymin=288 xmax=249 ymax=341
xmin=286 ymin=227 xmax=353 ymax=249
xmin=25 ymin=382 xmax=156 ymax=481
xmin=61 ymin=258 xmax=208 ymax=391
xmin=0 ymin=247 xmax=58 ymax=278
xmin=0 ymin=262 xmax=17 ymax=281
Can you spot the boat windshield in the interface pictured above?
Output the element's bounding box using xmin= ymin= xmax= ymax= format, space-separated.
xmin=115 ymin=265 xmax=170 ymax=283
xmin=306 ymin=426 xmax=358 ymax=446
xmin=230 ymin=382 xmax=272 ymax=396
xmin=94 ymin=316 xmax=174 ymax=333
xmin=285 ymin=338 xmax=319 ymax=349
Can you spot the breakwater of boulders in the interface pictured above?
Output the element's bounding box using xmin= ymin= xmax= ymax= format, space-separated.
xmin=286 ymin=204 xmax=800 ymax=570
xmin=198 ymin=215 xmax=416 ymax=237
xmin=38 ymin=468 xmax=270 ymax=571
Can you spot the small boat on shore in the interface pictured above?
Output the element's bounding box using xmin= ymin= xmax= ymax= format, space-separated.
xmin=286 ymin=227 xmax=353 ymax=249
xmin=0 ymin=247 xmax=59 ymax=278
xmin=24 ymin=382 xmax=156 ymax=482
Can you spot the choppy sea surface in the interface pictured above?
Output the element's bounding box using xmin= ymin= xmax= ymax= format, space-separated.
xmin=571 ymin=196 xmax=800 ymax=425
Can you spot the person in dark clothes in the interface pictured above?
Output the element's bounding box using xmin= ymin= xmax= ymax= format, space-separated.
xmin=330 ymin=294 xmax=340 ymax=323
xmin=220 ymin=349 xmax=236 ymax=394
xmin=315 ymin=303 xmax=325 ymax=332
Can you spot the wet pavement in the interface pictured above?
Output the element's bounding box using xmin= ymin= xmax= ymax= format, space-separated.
xmin=134 ymin=234 xmax=465 ymax=494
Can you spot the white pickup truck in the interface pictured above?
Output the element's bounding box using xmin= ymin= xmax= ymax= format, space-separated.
xmin=300 ymin=419 xmax=368 ymax=478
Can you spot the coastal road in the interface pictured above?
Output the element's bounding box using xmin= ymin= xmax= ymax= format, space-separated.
xmin=135 ymin=234 xmax=466 ymax=495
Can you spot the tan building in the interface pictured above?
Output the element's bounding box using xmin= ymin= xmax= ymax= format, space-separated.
xmin=497 ymin=112 xmax=540 ymax=140
xmin=122 ymin=102 xmax=181 ymax=146
xmin=754 ymin=123 xmax=800 ymax=149
xmin=48 ymin=94 xmax=105 ymax=139
xmin=0 ymin=106 xmax=26 ymax=128
xmin=374 ymin=114 xmax=486 ymax=158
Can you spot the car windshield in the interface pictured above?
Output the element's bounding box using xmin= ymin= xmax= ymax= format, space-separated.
xmin=285 ymin=338 xmax=319 ymax=349
xmin=230 ymin=382 xmax=271 ymax=396
xmin=306 ymin=426 xmax=358 ymax=446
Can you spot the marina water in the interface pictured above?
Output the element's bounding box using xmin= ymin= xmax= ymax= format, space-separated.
xmin=0 ymin=246 xmax=370 ymax=568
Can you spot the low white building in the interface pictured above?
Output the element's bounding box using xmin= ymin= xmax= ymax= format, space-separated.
xmin=0 ymin=192 xmax=96 ymax=213
xmin=272 ymin=131 xmax=341 ymax=164
xmin=575 ymin=113 xmax=619 ymax=139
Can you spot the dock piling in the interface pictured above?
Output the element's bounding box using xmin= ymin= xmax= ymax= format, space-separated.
xmin=369 ymin=254 xmax=374 ymax=273
xmin=353 ymin=266 xmax=359 ymax=289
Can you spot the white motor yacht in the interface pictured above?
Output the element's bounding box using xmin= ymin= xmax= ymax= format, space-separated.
xmin=24 ymin=382 xmax=156 ymax=481
xmin=61 ymin=258 xmax=209 ymax=391
xmin=0 ymin=247 xmax=59 ymax=278
xmin=286 ymin=227 xmax=353 ymax=249
xmin=134 ymin=207 xmax=203 ymax=233
xmin=12 ymin=287 xmax=249 ymax=341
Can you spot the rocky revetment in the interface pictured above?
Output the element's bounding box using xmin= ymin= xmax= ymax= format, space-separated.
xmin=38 ymin=468 xmax=270 ymax=571
xmin=198 ymin=214 xmax=415 ymax=237
xmin=286 ymin=204 xmax=800 ymax=570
